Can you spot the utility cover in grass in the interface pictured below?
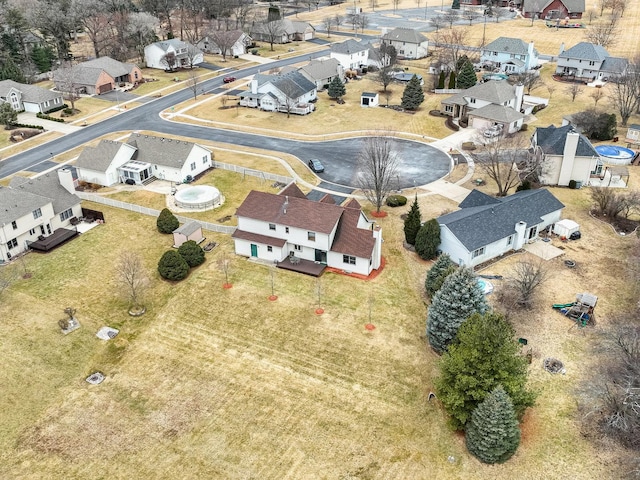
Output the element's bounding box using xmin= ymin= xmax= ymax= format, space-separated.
xmin=96 ymin=327 xmax=119 ymax=340
xmin=60 ymin=318 xmax=81 ymax=335
xmin=86 ymin=372 xmax=105 ymax=385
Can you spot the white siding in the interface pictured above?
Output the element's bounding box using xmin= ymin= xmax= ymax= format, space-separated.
xmin=326 ymin=250 xmax=370 ymax=276
xmin=0 ymin=202 xmax=55 ymax=261
xmin=438 ymin=226 xmax=472 ymax=266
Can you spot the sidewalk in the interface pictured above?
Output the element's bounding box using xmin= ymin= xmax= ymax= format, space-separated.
xmin=17 ymin=112 xmax=83 ymax=134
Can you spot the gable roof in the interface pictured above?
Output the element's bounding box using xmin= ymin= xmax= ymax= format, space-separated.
xmin=458 ymin=189 xmax=501 ymax=208
xmin=344 ymin=198 xmax=362 ymax=209
xmin=600 ymin=56 xmax=628 ymax=74
xmin=470 ymin=103 xmax=525 ymax=123
xmin=298 ymin=58 xmax=341 ymax=81
xmin=559 ymin=42 xmax=609 ymax=61
xmin=279 ymin=182 xmax=307 ymax=199
xmin=319 ymin=194 xmax=336 ymax=204
xmin=53 ymin=65 xmax=108 ymax=86
xmin=534 ymin=124 xmax=598 ymax=157
xmin=382 ymin=27 xmax=428 ymax=44
xmin=126 ymin=134 xmax=208 ymax=169
xmin=255 ymin=71 xmax=316 ymax=98
xmin=252 ymin=19 xmax=313 ymax=36
xmin=199 ymin=30 xmax=246 ymax=47
xmin=80 ymin=56 xmax=137 ymax=78
xmin=0 ymin=186 xmax=50 ymax=225
xmin=522 ymin=0 xmax=585 ymax=12
xmin=331 ymin=39 xmax=368 ymax=55
xmin=150 ymin=39 xmax=191 ymax=52
xmin=438 ymin=189 xmax=564 ymax=252
xmin=331 ymin=208 xmax=375 ymax=258
xmin=482 ymin=37 xmax=531 ymax=55
xmin=442 ymin=80 xmax=516 ymax=106
xmin=173 ymin=220 xmax=202 ymax=236
xmin=0 ymin=80 xmax=61 ymax=104
xmin=9 ymin=170 xmax=80 ymax=214
xmin=75 ymin=140 xmax=135 ymax=171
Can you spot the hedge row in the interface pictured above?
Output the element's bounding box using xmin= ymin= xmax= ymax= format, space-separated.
xmin=36 ymin=112 xmax=65 ymax=123
xmin=44 ymin=103 xmax=69 ymax=114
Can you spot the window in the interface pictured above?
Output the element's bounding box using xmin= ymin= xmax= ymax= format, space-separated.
xmin=507 ymin=235 xmax=513 ymax=245
xmin=33 ymin=208 xmax=42 ymax=219
xmin=294 ymin=244 xmax=302 ymax=251
xmin=29 ymin=228 xmax=36 ymax=235
xmin=11 ymin=221 xmax=17 ymax=230
xmin=267 ymin=246 xmax=273 ymax=252
xmin=307 ymin=231 xmax=316 ymax=241
xmin=269 ymin=223 xmax=276 ymax=231
xmin=472 ymin=247 xmax=485 ymax=259
xmin=7 ymin=238 xmax=17 ymax=249
xmin=190 ymin=162 xmax=196 ymax=171
xmin=470 ymin=98 xmax=476 ymax=104
xmin=285 ymin=227 xmax=289 ymax=234
xmin=60 ymin=208 xmax=73 ymax=222
xmin=589 ymin=61 xmax=595 ymax=66
xmin=46 ymin=224 xmax=51 ymax=234
xmin=343 ymin=255 xmax=356 ymax=265
xmin=203 ymin=155 xmax=208 ymax=164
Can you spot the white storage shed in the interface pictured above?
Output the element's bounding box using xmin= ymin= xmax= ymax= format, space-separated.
xmin=553 ymin=219 xmax=580 ymax=238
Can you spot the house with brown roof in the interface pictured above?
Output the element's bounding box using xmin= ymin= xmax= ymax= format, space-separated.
xmin=232 ymin=183 xmax=383 ymax=276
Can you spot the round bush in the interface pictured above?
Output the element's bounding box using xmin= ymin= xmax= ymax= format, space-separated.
xmin=386 ymin=195 xmax=408 ymax=207
xmin=157 ymin=208 xmax=179 ymax=234
xmin=158 ymin=250 xmax=189 ymax=281
xmin=178 ymin=240 xmax=205 ymax=267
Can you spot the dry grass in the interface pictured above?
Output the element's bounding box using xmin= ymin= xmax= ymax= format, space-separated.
xmin=0 ymin=131 xmax=65 ymax=159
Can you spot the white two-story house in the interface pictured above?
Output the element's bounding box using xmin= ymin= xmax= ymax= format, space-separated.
xmin=232 ymin=184 xmax=382 ymax=276
xmin=144 ymin=39 xmax=203 ymax=70
xmin=239 ymin=71 xmax=317 ymax=115
xmin=555 ymin=42 xmax=628 ymax=81
xmin=330 ymin=39 xmax=369 ymax=70
xmin=480 ymin=37 xmax=539 ymax=74
xmin=381 ymin=27 xmax=429 ymax=60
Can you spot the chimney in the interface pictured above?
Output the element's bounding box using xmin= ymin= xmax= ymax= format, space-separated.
xmin=515 ymin=82 xmax=525 ymax=112
xmin=559 ymin=42 xmax=565 ymax=56
xmin=57 ymin=167 xmax=76 ymax=194
xmin=283 ymin=195 xmax=288 ymax=214
xmin=251 ymin=78 xmax=258 ymax=94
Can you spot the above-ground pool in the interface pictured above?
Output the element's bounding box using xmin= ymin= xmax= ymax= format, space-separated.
xmin=595 ymin=145 xmax=636 ymax=165
xmin=174 ymin=185 xmax=221 ymax=210
xmin=477 ymin=279 xmax=494 ymax=295
xmin=482 ymin=73 xmax=509 ymax=81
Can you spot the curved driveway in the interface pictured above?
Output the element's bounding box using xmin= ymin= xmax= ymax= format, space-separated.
xmin=0 ymin=49 xmax=451 ymax=189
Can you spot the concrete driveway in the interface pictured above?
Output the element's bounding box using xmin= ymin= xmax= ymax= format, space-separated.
xmin=17 ymin=112 xmax=83 ymax=134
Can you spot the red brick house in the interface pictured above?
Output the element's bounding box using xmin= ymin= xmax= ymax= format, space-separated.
xmin=522 ymin=0 xmax=585 ymax=19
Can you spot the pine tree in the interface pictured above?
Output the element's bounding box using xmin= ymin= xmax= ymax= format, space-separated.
xmin=0 ymin=56 xmax=25 ymax=83
xmin=403 ymin=195 xmax=421 ymax=245
xmin=456 ymin=54 xmax=469 ymax=73
xmin=157 ymin=208 xmax=179 ymax=234
xmin=425 ymin=254 xmax=456 ymax=297
xmin=448 ymin=71 xmax=457 ymax=89
xmin=0 ymin=102 xmax=18 ymax=127
xmin=414 ymin=218 xmax=440 ymax=260
xmin=456 ymin=60 xmax=477 ymax=89
xmin=327 ymin=76 xmax=346 ymax=100
xmin=436 ymin=312 xmax=536 ymax=429
xmin=452 ymin=0 xmax=461 ymax=9
xmin=427 ymin=267 xmax=487 ymax=353
xmin=465 ymin=385 xmax=521 ymax=463
xmin=437 ymin=70 xmax=446 ymax=89
xmin=400 ymin=75 xmax=425 ymax=110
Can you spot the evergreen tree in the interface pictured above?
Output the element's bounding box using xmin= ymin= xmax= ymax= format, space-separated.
xmin=427 ymin=266 xmax=487 ymax=353
xmin=452 ymin=0 xmax=461 ymax=9
xmin=448 ymin=71 xmax=457 ymax=89
xmin=0 ymin=103 xmax=18 ymax=128
xmin=157 ymin=208 xmax=179 ymax=234
xmin=436 ymin=312 xmax=536 ymax=429
xmin=327 ymin=75 xmax=346 ymax=100
xmin=0 ymin=56 xmax=25 ymax=83
xmin=401 ymin=75 xmax=425 ymax=110
xmin=403 ymin=195 xmax=421 ymax=245
xmin=455 ymin=55 xmax=469 ymax=73
xmin=465 ymin=385 xmax=521 ymax=463
xmin=456 ymin=60 xmax=477 ymax=89
xmin=31 ymin=45 xmax=55 ymax=73
xmin=414 ymin=218 xmax=440 ymax=260
xmin=425 ymin=253 xmax=456 ymax=297
xmin=158 ymin=250 xmax=190 ymax=281
xmin=178 ymin=240 xmax=205 ymax=267
xmin=437 ymin=70 xmax=446 ymax=89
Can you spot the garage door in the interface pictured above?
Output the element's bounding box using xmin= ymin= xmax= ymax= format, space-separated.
xmin=98 ymin=83 xmax=113 ymax=94
xmin=471 ymin=117 xmax=491 ymax=131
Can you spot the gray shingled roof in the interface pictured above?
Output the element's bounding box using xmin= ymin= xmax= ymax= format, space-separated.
xmin=470 ymin=104 xmax=524 ymax=123
xmin=443 ymin=80 xmax=517 ymax=106
xmin=600 ymin=56 xmax=628 ymax=74
xmin=439 ymin=189 xmax=565 ymax=252
xmin=127 ymin=134 xmax=208 ymax=169
xmin=331 ymin=39 xmax=368 ymax=55
xmin=382 ymin=27 xmax=427 ymax=44
xmin=255 ymin=71 xmax=316 ymax=99
xmin=75 ymin=140 xmax=135 ymax=172
xmin=53 ymin=65 xmax=103 ymax=86
xmin=534 ymin=124 xmax=598 ymax=157
xmin=299 ymin=58 xmax=341 ymax=81
xmin=0 ymin=80 xmax=62 ymax=104
xmin=151 ymin=39 xmax=190 ymax=52
xmin=173 ymin=220 xmax=202 ymax=236
xmin=81 ymin=57 xmax=136 ymax=78
xmin=559 ymin=42 xmax=609 ymax=61
xmin=458 ymin=190 xmax=501 ymax=208
xmin=0 ymin=186 xmax=50 ymax=225
xmin=482 ymin=37 xmax=530 ymax=55
xmin=9 ymin=170 xmax=80 ymax=215
xmin=522 ymin=0 xmax=584 ymax=12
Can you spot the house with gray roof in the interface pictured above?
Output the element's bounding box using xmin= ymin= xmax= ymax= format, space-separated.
xmin=522 ymin=0 xmax=585 ymax=19
xmin=330 ymin=40 xmax=370 ymax=70
xmin=53 ymin=56 xmax=143 ymax=95
xmin=532 ymin=124 xmax=599 ymax=186
xmin=250 ymin=19 xmax=315 ymax=44
xmin=381 ymin=27 xmax=429 ymax=60
xmin=0 ymin=167 xmax=82 ymax=261
xmin=144 ymin=39 xmax=203 ymax=70
xmin=239 ymin=71 xmax=317 ymax=115
xmin=0 ymin=80 xmax=64 ymax=113
xmin=196 ymin=30 xmax=252 ymax=57
xmin=555 ymin=42 xmax=627 ymax=81
xmin=74 ymin=135 xmax=212 ymax=186
xmin=232 ymin=183 xmax=382 ymax=276
xmin=437 ymin=189 xmax=564 ymax=267
xmin=282 ymin=58 xmax=344 ymax=90
xmin=480 ymin=37 xmax=539 ymax=74
xmin=441 ymin=80 xmax=526 ymax=133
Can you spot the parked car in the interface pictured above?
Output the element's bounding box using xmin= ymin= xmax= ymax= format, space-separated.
xmin=308 ymin=159 xmax=325 ymax=173
xmin=223 ymin=76 xmax=236 ymax=83
xmin=483 ymin=124 xmax=504 ymax=138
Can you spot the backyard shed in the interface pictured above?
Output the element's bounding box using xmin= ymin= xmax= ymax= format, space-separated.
xmin=553 ymin=219 xmax=580 ymax=238
xmin=361 ymin=92 xmax=379 ymax=107
xmin=173 ymin=221 xmax=204 ymax=247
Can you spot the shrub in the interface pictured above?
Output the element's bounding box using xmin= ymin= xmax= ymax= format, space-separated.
xmin=157 ymin=208 xmax=179 ymax=234
xmin=515 ymin=181 xmax=531 ymax=192
xmin=44 ymin=103 xmax=69 ymax=114
xmin=568 ymin=180 xmax=577 ymax=189
xmin=461 ymin=141 xmax=476 ymax=150
xmin=520 ymin=123 xmax=528 ymax=131
xmin=178 ymin=240 xmax=205 ymax=267
xmin=415 ymin=219 xmax=440 ymax=260
xmin=386 ymin=195 xmax=407 ymax=207
xmin=158 ymin=250 xmax=189 ymax=281
xmin=36 ymin=112 xmax=65 ymax=122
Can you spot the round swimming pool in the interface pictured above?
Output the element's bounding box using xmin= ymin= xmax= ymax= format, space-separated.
xmin=477 ymin=279 xmax=494 ymax=295
xmin=174 ymin=185 xmax=221 ymax=209
xmin=595 ymin=145 xmax=636 ymax=165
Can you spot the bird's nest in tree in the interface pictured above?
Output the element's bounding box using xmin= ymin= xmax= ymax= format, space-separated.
xmin=543 ymin=357 xmax=565 ymax=374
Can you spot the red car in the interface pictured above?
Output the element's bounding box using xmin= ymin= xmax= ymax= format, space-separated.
xmin=223 ymin=76 xmax=236 ymax=83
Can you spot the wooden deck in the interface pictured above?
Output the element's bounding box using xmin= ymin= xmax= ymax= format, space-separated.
xmin=276 ymin=257 xmax=326 ymax=277
xmin=28 ymin=228 xmax=78 ymax=252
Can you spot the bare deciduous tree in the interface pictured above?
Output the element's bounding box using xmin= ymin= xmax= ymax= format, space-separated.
xmin=160 ymin=51 xmax=179 ymax=71
xmin=334 ymin=14 xmax=344 ymax=31
xmin=187 ymin=69 xmax=200 ymax=100
xmin=322 ymin=16 xmax=333 ymax=37
xmin=505 ymin=259 xmax=548 ymax=308
xmin=115 ymin=251 xmax=148 ymax=312
xmin=0 ymin=264 xmax=17 ymax=298
xmin=357 ymin=132 xmax=400 ymax=213
xmin=433 ymin=28 xmax=468 ymax=73
xmin=591 ymin=187 xmax=640 ymax=219
xmin=443 ymin=9 xmax=459 ymax=28
xmin=609 ymin=72 xmax=640 ymax=126
xmin=429 ymin=14 xmax=446 ymax=32
xmin=566 ymin=82 xmax=584 ymax=101
xmin=262 ymin=19 xmax=285 ymax=51
xmin=590 ymin=88 xmax=605 ymax=108
xmin=462 ymin=8 xmax=480 ymax=25
xmin=509 ymin=71 xmax=542 ymax=94
xmin=584 ymin=13 xmax=620 ymax=47
xmin=54 ymin=66 xmax=81 ymax=111
xmin=205 ymin=29 xmax=241 ymax=62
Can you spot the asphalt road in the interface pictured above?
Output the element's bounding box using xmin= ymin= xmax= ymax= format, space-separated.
xmin=0 ymin=48 xmax=451 ymax=189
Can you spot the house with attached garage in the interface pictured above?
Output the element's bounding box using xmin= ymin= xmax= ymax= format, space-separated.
xmin=381 ymin=27 xmax=429 ymax=60
xmin=239 ymin=71 xmax=317 ymax=114
xmin=74 ymin=134 xmax=212 ymax=186
xmin=52 ymin=56 xmax=143 ymax=95
xmin=330 ymin=39 xmax=370 ymax=70
xmin=281 ymin=58 xmax=345 ymax=90
xmin=480 ymin=37 xmax=539 ymax=74
xmin=232 ymin=183 xmax=382 ymax=277
xmin=250 ymin=19 xmax=315 ymax=44
xmin=196 ymin=30 xmax=252 ymax=57
xmin=522 ymin=0 xmax=585 ymax=19
xmin=531 ymin=124 xmax=600 ymax=187
xmin=437 ymin=189 xmax=564 ymax=267
xmin=555 ymin=42 xmax=628 ymax=82
xmin=0 ymin=167 xmax=82 ymax=261
xmin=0 ymin=80 xmax=64 ymax=113
xmin=144 ymin=39 xmax=204 ymax=70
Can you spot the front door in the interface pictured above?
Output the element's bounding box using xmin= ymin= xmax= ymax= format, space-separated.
xmin=250 ymin=244 xmax=258 ymax=257
xmin=315 ymin=249 xmax=327 ymax=264
xmin=528 ymin=226 xmax=538 ymax=239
